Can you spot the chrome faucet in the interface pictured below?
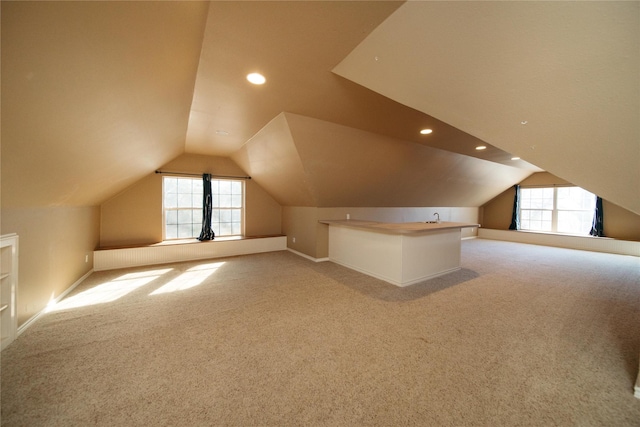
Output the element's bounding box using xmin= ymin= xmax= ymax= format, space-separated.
xmin=433 ymin=212 xmax=440 ymax=223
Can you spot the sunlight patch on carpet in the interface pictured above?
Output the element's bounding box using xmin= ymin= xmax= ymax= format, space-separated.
xmin=149 ymin=262 xmax=226 ymax=295
xmin=47 ymin=268 xmax=173 ymax=311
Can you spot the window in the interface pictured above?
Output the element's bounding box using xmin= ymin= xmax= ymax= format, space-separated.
xmin=163 ymin=176 xmax=243 ymax=240
xmin=520 ymin=186 xmax=596 ymax=235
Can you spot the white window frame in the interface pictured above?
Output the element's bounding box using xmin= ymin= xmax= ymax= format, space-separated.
xmin=519 ymin=186 xmax=596 ymax=235
xmin=209 ymin=178 xmax=245 ymax=238
xmin=162 ymin=176 xmax=245 ymax=241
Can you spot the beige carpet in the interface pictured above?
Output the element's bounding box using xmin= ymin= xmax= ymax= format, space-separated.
xmin=2 ymin=239 xmax=639 ymax=426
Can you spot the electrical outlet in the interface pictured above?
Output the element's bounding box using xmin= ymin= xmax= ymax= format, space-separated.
xmin=85 ymin=255 xmax=89 ymax=263
xmin=292 ymin=237 xmax=296 ymax=243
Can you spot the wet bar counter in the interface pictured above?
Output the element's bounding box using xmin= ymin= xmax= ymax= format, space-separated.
xmin=319 ymin=220 xmax=479 ymax=287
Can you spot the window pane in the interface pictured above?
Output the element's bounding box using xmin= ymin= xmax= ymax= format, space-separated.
xmin=166 ymin=210 xmax=178 ymax=225
xmin=219 ymin=194 xmax=231 ymax=207
xmin=177 ymin=209 xmax=192 ymax=224
xmin=164 ymin=193 xmax=177 ymax=209
xmin=521 ymin=209 xmax=552 ymax=232
xmin=164 ymin=178 xmax=178 ymax=194
xmin=219 ymin=180 xmax=232 ymax=194
xmin=164 ymin=176 xmax=243 ymax=240
xmin=178 ymin=193 xmax=193 ymax=208
xmin=220 ymin=209 xmax=231 ymax=223
xmin=522 ymin=188 xmax=553 ymax=210
xmin=519 ymin=186 xmax=594 ymax=235
xmin=177 ymin=178 xmax=192 ymax=193
xmin=528 ymin=218 xmax=552 ymax=231
xmin=529 ymin=198 xmax=542 ymax=209
xmin=178 ymin=224 xmax=193 ymax=238
xmin=558 ymin=187 xmax=595 ymax=211
xmin=558 ymin=211 xmax=593 ymax=234
xmin=166 ymin=224 xmax=178 ymax=240
xmin=231 ymin=222 xmax=241 ymax=235
xmin=210 ymin=180 xmax=219 ymax=195
xmin=219 ymin=222 xmax=232 ymax=235
xmin=193 ymin=209 xmax=202 ymax=225
xmin=557 ymin=187 xmax=571 ymax=207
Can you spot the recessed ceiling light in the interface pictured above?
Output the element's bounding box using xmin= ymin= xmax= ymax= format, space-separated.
xmin=511 ymin=156 xmax=521 ymax=160
xmin=216 ymin=130 xmax=229 ymax=136
xmin=247 ymin=73 xmax=266 ymax=85
xmin=420 ymin=129 xmax=433 ymax=135
xmin=521 ymin=120 xmax=528 ymax=125
xmin=475 ymin=145 xmax=487 ymax=150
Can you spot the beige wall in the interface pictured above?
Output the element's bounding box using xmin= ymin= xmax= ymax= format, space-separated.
xmin=282 ymin=207 xmax=324 ymax=258
xmin=100 ymin=153 xmax=282 ymax=247
xmin=481 ymin=172 xmax=640 ymax=242
xmin=602 ymin=202 xmax=640 ymax=241
xmin=245 ymin=179 xmax=283 ymax=237
xmin=283 ymin=206 xmax=480 ymax=259
xmin=1 ymin=206 xmax=100 ymax=326
xmin=100 ymin=174 xmax=163 ymax=247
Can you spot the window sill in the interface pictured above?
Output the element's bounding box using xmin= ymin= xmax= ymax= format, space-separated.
xmin=479 ymin=228 xmax=638 ymax=257
xmin=155 ymin=236 xmax=244 ymax=246
xmin=514 ymin=229 xmax=612 ymax=240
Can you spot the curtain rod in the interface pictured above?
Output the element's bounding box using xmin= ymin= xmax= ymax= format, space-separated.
xmin=519 ymin=183 xmax=573 ymax=188
xmin=155 ymin=170 xmax=251 ymax=180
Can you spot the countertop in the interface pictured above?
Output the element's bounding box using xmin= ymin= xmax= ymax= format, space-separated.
xmin=319 ymin=219 xmax=480 ymax=235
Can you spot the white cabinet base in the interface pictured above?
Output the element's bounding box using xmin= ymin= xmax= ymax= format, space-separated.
xmin=1 ymin=234 xmax=19 ymax=351
xmin=328 ymin=225 xmax=462 ymax=287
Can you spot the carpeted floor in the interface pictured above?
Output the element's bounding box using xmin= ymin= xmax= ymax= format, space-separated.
xmin=2 ymin=239 xmax=639 ymax=426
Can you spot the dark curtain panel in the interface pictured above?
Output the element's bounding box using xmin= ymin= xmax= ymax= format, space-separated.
xmin=198 ymin=174 xmax=216 ymax=241
xmin=589 ymin=196 xmax=604 ymax=237
xmin=508 ymin=185 xmax=521 ymax=230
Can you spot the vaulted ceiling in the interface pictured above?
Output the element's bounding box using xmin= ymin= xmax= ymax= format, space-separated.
xmin=2 ymin=1 xmax=638 ymax=213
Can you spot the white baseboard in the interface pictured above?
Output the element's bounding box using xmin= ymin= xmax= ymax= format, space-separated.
xmin=17 ymin=268 xmax=93 ymax=337
xmin=478 ymin=229 xmax=639 ymax=257
xmin=287 ymin=248 xmax=329 ymax=262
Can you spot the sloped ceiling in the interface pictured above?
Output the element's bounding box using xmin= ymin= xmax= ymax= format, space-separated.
xmin=4 ymin=1 xmax=635 ymax=214
xmin=1 ymin=1 xmax=209 ymax=208
xmin=186 ymin=0 xmax=539 ymax=208
xmin=233 ymin=112 xmax=532 ymax=207
xmin=334 ymin=1 xmax=640 ymax=214
xmin=186 ymin=0 xmax=536 ymax=168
